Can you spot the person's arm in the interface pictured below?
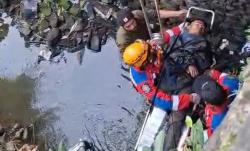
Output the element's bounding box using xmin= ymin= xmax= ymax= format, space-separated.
xmin=159 ymin=9 xmax=187 ymax=19
xmin=163 ymin=23 xmax=184 ymax=43
xmin=129 ymin=66 xmax=197 ymax=111
xmin=116 ymin=28 xmax=131 ymax=53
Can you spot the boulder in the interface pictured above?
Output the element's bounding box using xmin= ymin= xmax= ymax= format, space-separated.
xmin=46 ymin=28 xmax=61 ymax=47
xmin=49 ymin=13 xmax=59 ymax=28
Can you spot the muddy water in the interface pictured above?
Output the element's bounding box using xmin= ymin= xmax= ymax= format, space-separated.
xmin=0 ymin=16 xmax=143 ymax=150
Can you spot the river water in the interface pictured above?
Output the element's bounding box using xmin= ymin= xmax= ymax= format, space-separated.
xmin=0 ymin=15 xmax=144 ymax=150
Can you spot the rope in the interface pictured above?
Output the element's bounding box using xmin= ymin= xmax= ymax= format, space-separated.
xmin=139 ymin=0 xmax=153 ymax=39
xmin=154 ymin=0 xmax=164 ymax=39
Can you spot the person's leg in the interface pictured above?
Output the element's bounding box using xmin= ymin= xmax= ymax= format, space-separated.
xmin=163 ymin=110 xmax=187 ymax=150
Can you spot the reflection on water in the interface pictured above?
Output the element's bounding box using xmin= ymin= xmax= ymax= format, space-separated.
xmin=0 ymin=74 xmax=37 ymax=125
xmin=0 ymin=10 xmax=142 ymax=150
xmin=0 ymin=23 xmax=9 ymax=42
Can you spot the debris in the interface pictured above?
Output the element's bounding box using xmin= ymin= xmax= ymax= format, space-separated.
xmin=23 ymin=0 xmax=38 ymax=20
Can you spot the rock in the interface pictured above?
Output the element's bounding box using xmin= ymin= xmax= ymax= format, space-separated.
xmin=69 ymin=3 xmax=81 ymax=16
xmin=12 ymin=123 xmax=21 ymax=130
xmin=38 ymin=45 xmax=52 ymax=63
xmin=6 ymin=141 xmax=15 ymax=151
xmin=38 ymin=19 xmax=49 ymax=33
xmin=14 ymin=128 xmax=24 ymax=139
xmin=74 ymin=19 xmax=87 ymax=32
xmin=0 ymin=124 xmax=4 ymax=136
xmin=60 ymin=14 xmax=75 ymax=30
xmin=18 ymin=144 xmax=38 ymax=151
xmin=49 ymin=13 xmax=59 ymax=28
xmin=46 ymin=28 xmax=61 ymax=47
xmin=0 ymin=0 xmax=8 ymax=8
xmin=0 ymin=133 xmax=5 ymax=143
xmin=22 ymin=128 xmax=29 ymax=141
xmin=19 ymin=20 xmax=32 ymax=36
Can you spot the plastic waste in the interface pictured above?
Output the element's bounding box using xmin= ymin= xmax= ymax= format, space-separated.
xmin=23 ymin=0 xmax=38 ymax=19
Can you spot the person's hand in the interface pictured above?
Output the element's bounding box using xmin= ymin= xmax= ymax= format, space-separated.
xmin=190 ymin=93 xmax=201 ymax=105
xmin=186 ymin=65 xmax=199 ymax=78
xmin=148 ymin=39 xmax=157 ymax=47
xmin=177 ymin=9 xmax=187 ymax=17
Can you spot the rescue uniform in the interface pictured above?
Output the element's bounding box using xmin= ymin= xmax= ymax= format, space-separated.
xmin=130 ymin=63 xmax=192 ymax=111
xmin=129 ymin=59 xmax=193 ymax=150
xmin=203 ymin=69 xmax=240 ymax=140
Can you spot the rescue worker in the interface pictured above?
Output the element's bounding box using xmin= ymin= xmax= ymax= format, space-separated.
xmin=123 ymin=39 xmax=201 ymax=150
xmin=123 ymin=39 xmax=201 ymax=111
xmin=116 ymin=8 xmax=187 ymax=53
xmin=193 ymin=69 xmax=240 ymax=140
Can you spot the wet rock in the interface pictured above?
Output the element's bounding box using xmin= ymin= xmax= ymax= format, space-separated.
xmin=46 ymin=28 xmax=61 ymax=47
xmin=84 ymin=1 xmax=95 ymax=20
xmin=38 ymin=45 xmax=52 ymax=63
xmin=38 ymin=19 xmax=49 ymax=33
xmin=60 ymin=14 xmax=75 ymax=31
xmin=19 ymin=20 xmax=32 ymax=36
xmin=49 ymin=13 xmax=59 ymax=28
xmin=74 ymin=19 xmax=87 ymax=32
xmin=92 ymin=1 xmax=114 ymax=20
xmin=69 ymin=3 xmax=81 ymax=16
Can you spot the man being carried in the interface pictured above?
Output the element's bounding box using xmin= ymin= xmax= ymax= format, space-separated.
xmin=158 ymin=17 xmax=213 ymax=96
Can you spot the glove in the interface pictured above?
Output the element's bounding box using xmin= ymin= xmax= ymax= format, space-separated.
xmin=190 ymin=93 xmax=201 ymax=105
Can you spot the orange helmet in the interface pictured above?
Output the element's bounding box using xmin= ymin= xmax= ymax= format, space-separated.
xmin=123 ymin=40 xmax=149 ymax=68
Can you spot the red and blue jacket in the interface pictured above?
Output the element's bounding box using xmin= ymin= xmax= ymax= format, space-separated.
xmin=129 ymin=63 xmax=192 ymax=112
xmin=204 ymin=70 xmax=240 ymax=139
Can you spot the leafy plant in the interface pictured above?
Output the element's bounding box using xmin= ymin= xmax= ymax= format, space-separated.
xmin=185 ymin=119 xmax=204 ymax=151
xmin=57 ymin=0 xmax=72 ymax=10
xmin=40 ymin=1 xmax=52 ymax=17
